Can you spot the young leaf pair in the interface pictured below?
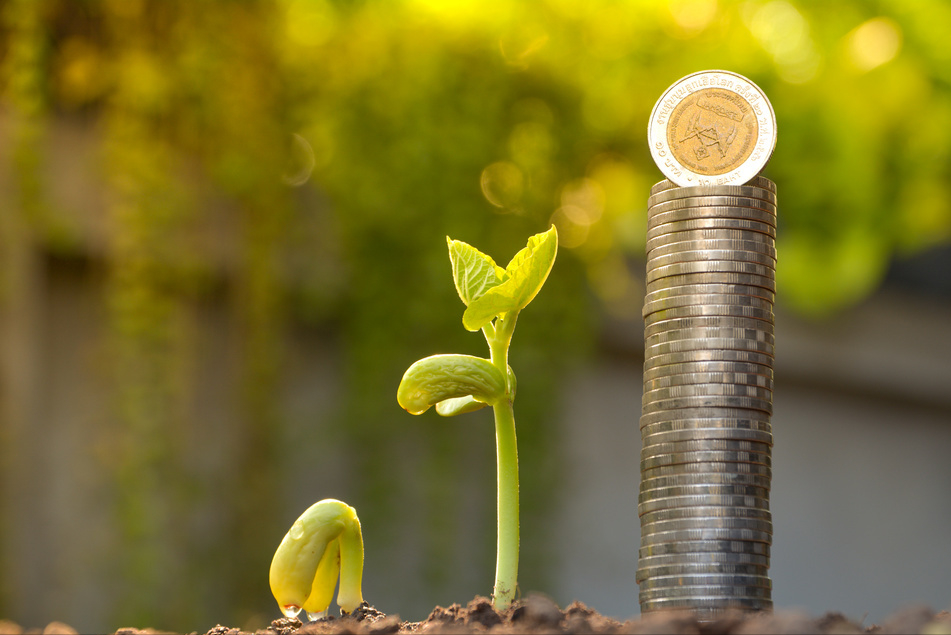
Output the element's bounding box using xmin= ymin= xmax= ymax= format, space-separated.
xmin=397 ymin=226 xmax=558 ymax=609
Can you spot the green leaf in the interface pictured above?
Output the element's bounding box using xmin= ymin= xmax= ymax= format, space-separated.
xmin=397 ymin=354 xmax=506 ymax=415
xmin=447 ymin=237 xmax=505 ymax=306
xmin=435 ymin=395 xmax=489 ymax=416
xmin=462 ymin=226 xmax=558 ymax=331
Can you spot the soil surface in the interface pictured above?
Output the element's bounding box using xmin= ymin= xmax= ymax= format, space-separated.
xmin=4 ymin=596 xmax=950 ymax=635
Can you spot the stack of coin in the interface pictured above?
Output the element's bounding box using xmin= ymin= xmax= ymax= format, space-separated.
xmin=637 ymin=174 xmax=776 ymax=615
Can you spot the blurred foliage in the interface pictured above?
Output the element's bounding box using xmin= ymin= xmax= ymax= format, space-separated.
xmin=2 ymin=0 xmax=951 ymax=630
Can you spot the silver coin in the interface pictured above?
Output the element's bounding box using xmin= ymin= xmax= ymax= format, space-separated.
xmin=640 ymin=587 xmax=772 ymax=603
xmin=641 ymin=420 xmax=773 ymax=438
xmin=641 ymin=463 xmax=773 ymax=482
xmin=649 ymin=186 xmax=777 ymax=207
xmin=646 ymin=214 xmax=777 ymax=235
xmin=640 ymin=451 xmax=772 ymax=470
xmin=646 ymin=228 xmax=776 ymax=251
xmin=647 ymin=196 xmax=777 ymax=216
xmin=636 ymin=562 xmax=770 ymax=582
xmin=640 ymin=514 xmax=773 ymax=534
xmin=646 ymin=220 xmax=777 ymax=243
xmin=642 ymin=436 xmax=772 ymax=454
xmin=648 ymin=239 xmax=778 ymax=261
xmin=644 ymin=300 xmax=775 ymax=323
xmin=640 ymin=413 xmax=773 ymax=430
xmin=639 ymin=406 xmax=772 ymax=426
xmin=641 ymin=395 xmax=773 ymax=417
xmin=640 ymin=532 xmax=772 ymax=551
xmin=648 ymin=247 xmax=776 ymax=267
xmin=638 ymin=549 xmax=770 ymax=565
xmin=644 ymin=373 xmax=774 ymax=393
xmin=642 ymin=362 xmax=773 ymax=383
xmin=647 ymin=261 xmax=775 ymax=285
xmin=642 ymin=428 xmax=773 ymax=447
xmin=638 ymin=573 xmax=772 ymax=591
xmin=647 ymin=223 xmax=777 ymax=248
xmin=639 ymin=483 xmax=770 ymax=503
xmin=644 ymin=336 xmax=776 ymax=358
xmin=637 ymin=492 xmax=771 ymax=515
xmin=651 ymin=176 xmax=777 ymax=196
xmin=649 ymin=207 xmax=778 ymax=232
xmin=640 ymin=506 xmax=772 ymax=528
xmin=644 ymin=316 xmax=776 ymax=338
xmin=646 ymin=326 xmax=775 ymax=346
xmin=643 ymin=384 xmax=774 ymax=405
xmin=644 ymin=292 xmax=775 ymax=313
xmin=639 ymin=597 xmax=772 ymax=611
xmin=646 ymin=272 xmax=776 ymax=293
xmin=647 ymin=70 xmax=777 ymax=188
xmin=644 ymin=307 xmax=774 ymax=328
xmin=639 ymin=539 xmax=771 ymax=557
xmin=640 ymin=471 xmax=772 ymax=489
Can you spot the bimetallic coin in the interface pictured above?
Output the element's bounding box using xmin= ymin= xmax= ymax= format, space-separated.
xmin=649 ymin=186 xmax=777 ymax=207
xmin=639 ymin=539 xmax=771 ymax=557
xmin=640 ymin=451 xmax=773 ymax=470
xmin=651 ymin=176 xmax=777 ymax=196
xmin=644 ymin=316 xmax=776 ymax=339
xmin=647 ymin=196 xmax=777 ymax=216
xmin=649 ymin=206 xmax=778 ymax=230
xmin=648 ymin=70 xmax=777 ymax=187
xmin=647 ymin=249 xmax=777 ymax=271
xmin=646 ymin=272 xmax=776 ymax=293
xmin=647 ymin=240 xmax=778 ymax=261
xmin=644 ymin=306 xmax=774 ymax=326
xmin=646 ymin=218 xmax=777 ymax=242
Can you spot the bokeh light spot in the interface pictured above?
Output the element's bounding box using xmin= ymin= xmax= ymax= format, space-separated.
xmin=480 ymin=161 xmax=525 ymax=211
xmin=847 ymin=17 xmax=902 ymax=72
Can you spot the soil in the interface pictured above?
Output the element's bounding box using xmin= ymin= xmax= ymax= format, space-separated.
xmin=4 ymin=597 xmax=950 ymax=635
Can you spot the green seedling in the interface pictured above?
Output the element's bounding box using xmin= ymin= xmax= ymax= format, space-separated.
xmin=397 ymin=226 xmax=558 ymax=610
xmin=269 ymin=499 xmax=365 ymax=620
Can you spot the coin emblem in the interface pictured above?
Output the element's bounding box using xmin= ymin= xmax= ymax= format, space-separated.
xmin=649 ymin=70 xmax=776 ymax=187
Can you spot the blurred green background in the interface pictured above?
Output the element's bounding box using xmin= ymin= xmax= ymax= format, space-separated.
xmin=1 ymin=0 xmax=950 ymax=631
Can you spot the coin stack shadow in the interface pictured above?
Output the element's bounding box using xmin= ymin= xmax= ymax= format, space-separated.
xmin=637 ymin=175 xmax=777 ymax=616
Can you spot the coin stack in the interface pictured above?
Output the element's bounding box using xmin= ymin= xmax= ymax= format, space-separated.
xmin=637 ymin=174 xmax=776 ymax=615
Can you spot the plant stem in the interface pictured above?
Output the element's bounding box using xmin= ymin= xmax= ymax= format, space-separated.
xmin=491 ymin=397 xmax=518 ymax=609
xmin=486 ymin=313 xmax=519 ymax=609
